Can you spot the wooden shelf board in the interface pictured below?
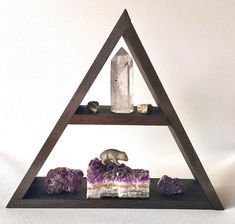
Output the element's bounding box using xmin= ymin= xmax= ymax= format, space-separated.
xmin=7 ymin=177 xmax=214 ymax=209
xmin=69 ymin=106 xmax=170 ymax=126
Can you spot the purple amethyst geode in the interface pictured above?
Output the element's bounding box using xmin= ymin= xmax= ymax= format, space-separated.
xmin=87 ymin=158 xmax=150 ymax=198
xmin=157 ymin=175 xmax=184 ymax=195
xmin=87 ymin=158 xmax=149 ymax=183
xmin=45 ymin=167 xmax=84 ymax=194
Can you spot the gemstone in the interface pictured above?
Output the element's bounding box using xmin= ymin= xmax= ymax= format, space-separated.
xmin=87 ymin=158 xmax=150 ymax=198
xmin=111 ymin=47 xmax=134 ymax=113
xmin=87 ymin=101 xmax=99 ymax=114
xmin=137 ymin=104 xmax=153 ymax=114
xmin=45 ymin=167 xmax=83 ymax=194
xmin=157 ymin=175 xmax=184 ymax=195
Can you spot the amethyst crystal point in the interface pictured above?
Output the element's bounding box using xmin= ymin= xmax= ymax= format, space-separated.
xmin=87 ymin=158 xmax=150 ymax=198
xmin=157 ymin=175 xmax=184 ymax=195
xmin=45 ymin=167 xmax=84 ymax=194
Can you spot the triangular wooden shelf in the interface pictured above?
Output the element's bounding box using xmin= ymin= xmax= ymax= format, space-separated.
xmin=7 ymin=10 xmax=223 ymax=210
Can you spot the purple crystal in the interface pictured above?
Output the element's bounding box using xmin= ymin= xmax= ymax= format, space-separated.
xmin=87 ymin=158 xmax=149 ymax=184
xmin=87 ymin=158 xmax=150 ymax=198
xmin=45 ymin=167 xmax=84 ymax=194
xmin=157 ymin=175 xmax=184 ymax=195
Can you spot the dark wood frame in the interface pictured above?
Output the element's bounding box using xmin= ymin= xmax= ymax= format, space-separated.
xmin=7 ymin=10 xmax=223 ymax=209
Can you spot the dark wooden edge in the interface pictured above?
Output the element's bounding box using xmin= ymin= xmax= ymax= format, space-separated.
xmin=122 ymin=21 xmax=223 ymax=210
xmin=6 ymin=199 xmax=214 ymax=209
xmin=7 ymin=178 xmax=217 ymax=209
xmin=69 ymin=106 xmax=170 ymax=125
xmin=8 ymin=10 xmax=131 ymax=202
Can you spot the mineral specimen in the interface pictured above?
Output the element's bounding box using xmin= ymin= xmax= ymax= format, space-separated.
xmin=87 ymin=158 xmax=149 ymax=199
xmin=87 ymin=101 xmax=99 ymax=114
xmin=157 ymin=175 xmax=184 ymax=195
xmin=100 ymin=149 xmax=128 ymax=166
xmin=45 ymin=167 xmax=84 ymax=194
xmin=111 ymin=47 xmax=134 ymax=113
xmin=137 ymin=104 xmax=153 ymax=114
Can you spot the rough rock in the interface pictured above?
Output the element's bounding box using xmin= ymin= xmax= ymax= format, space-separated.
xmin=157 ymin=175 xmax=184 ymax=195
xmin=45 ymin=167 xmax=83 ymax=194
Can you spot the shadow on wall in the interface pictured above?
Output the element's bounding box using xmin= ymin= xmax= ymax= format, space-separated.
xmin=0 ymin=151 xmax=26 ymax=174
xmin=215 ymin=153 xmax=235 ymax=209
xmin=0 ymin=151 xmax=27 ymax=207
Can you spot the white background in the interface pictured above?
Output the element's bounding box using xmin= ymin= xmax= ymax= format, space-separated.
xmin=1 ymin=0 xmax=235 ymax=223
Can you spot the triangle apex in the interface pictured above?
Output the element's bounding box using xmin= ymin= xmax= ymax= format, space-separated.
xmin=121 ymin=9 xmax=131 ymax=20
xmin=123 ymin=9 xmax=128 ymax=14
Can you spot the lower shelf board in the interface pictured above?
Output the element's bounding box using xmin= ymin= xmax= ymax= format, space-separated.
xmin=7 ymin=177 xmax=214 ymax=209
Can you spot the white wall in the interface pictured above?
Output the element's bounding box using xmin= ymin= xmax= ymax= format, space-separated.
xmin=1 ymin=0 xmax=235 ymax=223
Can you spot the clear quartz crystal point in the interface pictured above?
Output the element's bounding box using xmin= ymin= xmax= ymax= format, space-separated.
xmin=111 ymin=47 xmax=134 ymax=113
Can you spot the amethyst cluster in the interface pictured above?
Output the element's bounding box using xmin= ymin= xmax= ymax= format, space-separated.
xmin=87 ymin=158 xmax=150 ymax=198
xmin=45 ymin=167 xmax=84 ymax=194
xmin=157 ymin=175 xmax=184 ymax=195
xmin=87 ymin=158 xmax=149 ymax=184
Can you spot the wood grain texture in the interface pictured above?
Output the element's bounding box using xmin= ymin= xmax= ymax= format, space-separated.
xmin=69 ymin=106 xmax=169 ymax=125
xmin=7 ymin=177 xmax=214 ymax=209
xmin=122 ymin=19 xmax=223 ymax=210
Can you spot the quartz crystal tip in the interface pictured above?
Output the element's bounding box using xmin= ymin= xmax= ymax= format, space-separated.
xmin=111 ymin=47 xmax=134 ymax=113
xmin=114 ymin=47 xmax=129 ymax=56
